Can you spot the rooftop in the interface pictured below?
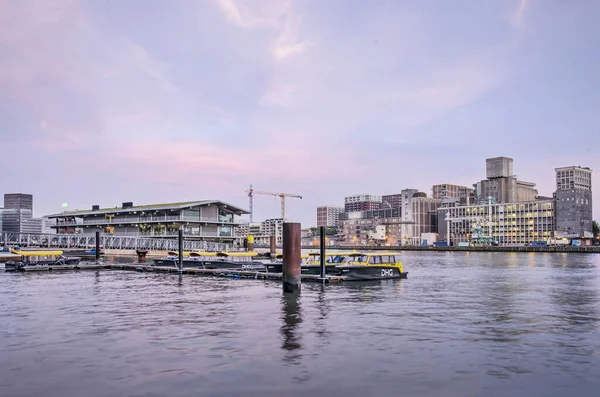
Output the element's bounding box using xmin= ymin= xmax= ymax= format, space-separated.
xmin=47 ymin=200 xmax=249 ymax=218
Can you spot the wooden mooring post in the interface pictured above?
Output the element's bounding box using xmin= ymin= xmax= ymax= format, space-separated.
xmin=282 ymin=223 xmax=301 ymax=293
xmin=319 ymin=226 xmax=326 ymax=282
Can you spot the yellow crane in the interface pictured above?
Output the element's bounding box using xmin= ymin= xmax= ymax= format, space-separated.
xmin=246 ymin=185 xmax=302 ymax=222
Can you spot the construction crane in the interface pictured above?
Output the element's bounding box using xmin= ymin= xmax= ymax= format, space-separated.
xmin=246 ymin=185 xmax=302 ymax=222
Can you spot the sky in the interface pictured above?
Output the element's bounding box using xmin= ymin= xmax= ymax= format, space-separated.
xmin=1 ymin=0 xmax=599 ymax=226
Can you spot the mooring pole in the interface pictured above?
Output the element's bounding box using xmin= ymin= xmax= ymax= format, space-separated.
xmin=282 ymin=223 xmax=301 ymax=293
xmin=95 ymin=231 xmax=100 ymax=262
xmin=178 ymin=228 xmax=184 ymax=273
xmin=270 ymin=235 xmax=276 ymax=256
xmin=319 ymin=226 xmax=326 ymax=281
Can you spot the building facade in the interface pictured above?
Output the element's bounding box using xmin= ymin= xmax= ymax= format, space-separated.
xmin=344 ymin=194 xmax=382 ymax=212
xmin=2 ymin=193 xmax=42 ymax=233
xmin=438 ymin=199 xmax=555 ymax=246
xmin=432 ymin=184 xmax=474 ymax=203
xmin=234 ymin=218 xmax=284 ymax=246
xmin=47 ymin=200 xmax=248 ymax=241
xmin=474 ymin=157 xmax=538 ymax=203
xmin=555 ymin=166 xmax=593 ymax=237
xmin=339 ymin=208 xmax=403 ymax=245
xmin=408 ymin=197 xmax=442 ymax=244
xmin=382 ymin=194 xmax=402 ymax=209
xmin=316 ymin=206 xmax=343 ymax=228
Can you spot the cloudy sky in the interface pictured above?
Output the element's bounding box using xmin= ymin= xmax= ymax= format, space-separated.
xmin=1 ymin=0 xmax=598 ymax=225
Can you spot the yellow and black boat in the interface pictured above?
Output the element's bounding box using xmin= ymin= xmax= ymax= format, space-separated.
xmin=300 ymin=252 xmax=354 ymax=275
xmin=5 ymin=250 xmax=80 ymax=272
xmin=263 ymin=253 xmax=309 ymax=273
xmin=336 ymin=252 xmax=407 ymax=280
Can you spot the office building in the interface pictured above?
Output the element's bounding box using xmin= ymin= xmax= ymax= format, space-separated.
xmin=438 ymin=199 xmax=555 ymax=246
xmin=344 ymin=194 xmax=382 ymax=212
xmin=2 ymin=193 xmax=42 ymax=233
xmin=555 ymin=166 xmax=593 ymax=237
xmin=474 ymin=157 xmax=538 ymax=203
xmin=316 ymin=206 xmax=343 ymax=228
xmin=47 ymin=200 xmax=248 ymax=241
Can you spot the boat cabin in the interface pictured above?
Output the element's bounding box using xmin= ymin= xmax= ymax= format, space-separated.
xmin=216 ymin=252 xmax=258 ymax=263
xmin=187 ymin=252 xmax=217 ymax=261
xmin=347 ymin=252 xmax=403 ymax=267
xmin=11 ymin=250 xmax=64 ymax=263
xmin=306 ymin=252 xmax=353 ymax=265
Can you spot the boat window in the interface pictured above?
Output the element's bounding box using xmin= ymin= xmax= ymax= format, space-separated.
xmin=352 ymin=255 xmax=367 ymax=263
xmin=380 ymin=255 xmax=389 ymax=263
xmin=369 ymin=256 xmax=381 ymax=264
xmin=389 ymin=255 xmax=396 ymax=263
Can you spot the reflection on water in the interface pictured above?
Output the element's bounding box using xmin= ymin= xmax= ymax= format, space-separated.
xmin=1 ymin=252 xmax=599 ymax=397
xmin=280 ymin=293 xmax=303 ymax=356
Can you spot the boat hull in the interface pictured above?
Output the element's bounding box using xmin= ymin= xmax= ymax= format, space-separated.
xmin=336 ymin=265 xmax=408 ymax=281
xmin=300 ymin=264 xmax=341 ymax=276
xmin=201 ymin=260 xmax=265 ymax=271
xmin=5 ymin=257 xmax=81 ymax=271
xmin=152 ymin=258 xmax=206 ymax=268
xmin=152 ymin=258 xmax=265 ymax=271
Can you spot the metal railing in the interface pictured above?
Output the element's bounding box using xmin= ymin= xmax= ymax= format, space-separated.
xmin=0 ymin=232 xmax=232 ymax=252
xmin=53 ymin=214 xmax=242 ymax=227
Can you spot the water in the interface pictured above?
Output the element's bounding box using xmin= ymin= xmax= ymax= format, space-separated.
xmin=1 ymin=252 xmax=599 ymax=397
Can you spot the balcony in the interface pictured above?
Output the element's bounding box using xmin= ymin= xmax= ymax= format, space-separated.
xmin=54 ymin=214 xmax=241 ymax=227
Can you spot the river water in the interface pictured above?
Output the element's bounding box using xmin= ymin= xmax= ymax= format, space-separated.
xmin=1 ymin=252 xmax=599 ymax=397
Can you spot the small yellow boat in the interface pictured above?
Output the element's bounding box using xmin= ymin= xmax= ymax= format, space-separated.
xmin=336 ymin=252 xmax=407 ymax=280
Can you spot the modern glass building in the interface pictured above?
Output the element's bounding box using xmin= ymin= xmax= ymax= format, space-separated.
xmin=47 ymin=200 xmax=249 ymax=241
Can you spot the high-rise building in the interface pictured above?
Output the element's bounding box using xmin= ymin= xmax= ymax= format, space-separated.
xmin=474 ymin=157 xmax=538 ymax=203
xmin=3 ymin=193 xmax=33 ymax=210
xmin=554 ymin=166 xmax=593 ymax=237
xmin=2 ymin=193 xmax=41 ymax=233
xmin=316 ymin=206 xmax=343 ymax=228
xmin=382 ymin=194 xmax=403 ymax=209
xmin=344 ymin=194 xmax=382 ymax=212
xmin=409 ymin=197 xmax=442 ymax=245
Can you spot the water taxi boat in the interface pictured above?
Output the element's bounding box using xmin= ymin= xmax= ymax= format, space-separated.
xmin=335 ymin=252 xmax=407 ymax=281
xmin=152 ymin=251 xmax=217 ymax=268
xmin=300 ymin=252 xmax=354 ymax=275
xmin=263 ymin=253 xmax=310 ymax=273
xmin=5 ymin=250 xmax=81 ymax=272
xmin=202 ymin=252 xmax=265 ymax=270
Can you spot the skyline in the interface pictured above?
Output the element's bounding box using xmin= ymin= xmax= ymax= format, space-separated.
xmin=1 ymin=0 xmax=599 ymax=225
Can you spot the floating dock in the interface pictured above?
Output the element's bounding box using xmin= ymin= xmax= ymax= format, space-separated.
xmin=6 ymin=261 xmax=345 ymax=283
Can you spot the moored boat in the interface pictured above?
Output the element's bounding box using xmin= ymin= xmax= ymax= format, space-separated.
xmin=336 ymin=252 xmax=407 ymax=281
xmin=5 ymin=250 xmax=81 ymax=271
xmin=202 ymin=252 xmax=266 ymax=270
xmin=152 ymin=251 xmax=217 ymax=268
xmin=300 ymin=252 xmax=355 ymax=275
xmin=263 ymin=253 xmax=310 ymax=273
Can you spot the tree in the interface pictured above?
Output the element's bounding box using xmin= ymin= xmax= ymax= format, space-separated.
xmin=593 ymin=220 xmax=599 ymax=238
